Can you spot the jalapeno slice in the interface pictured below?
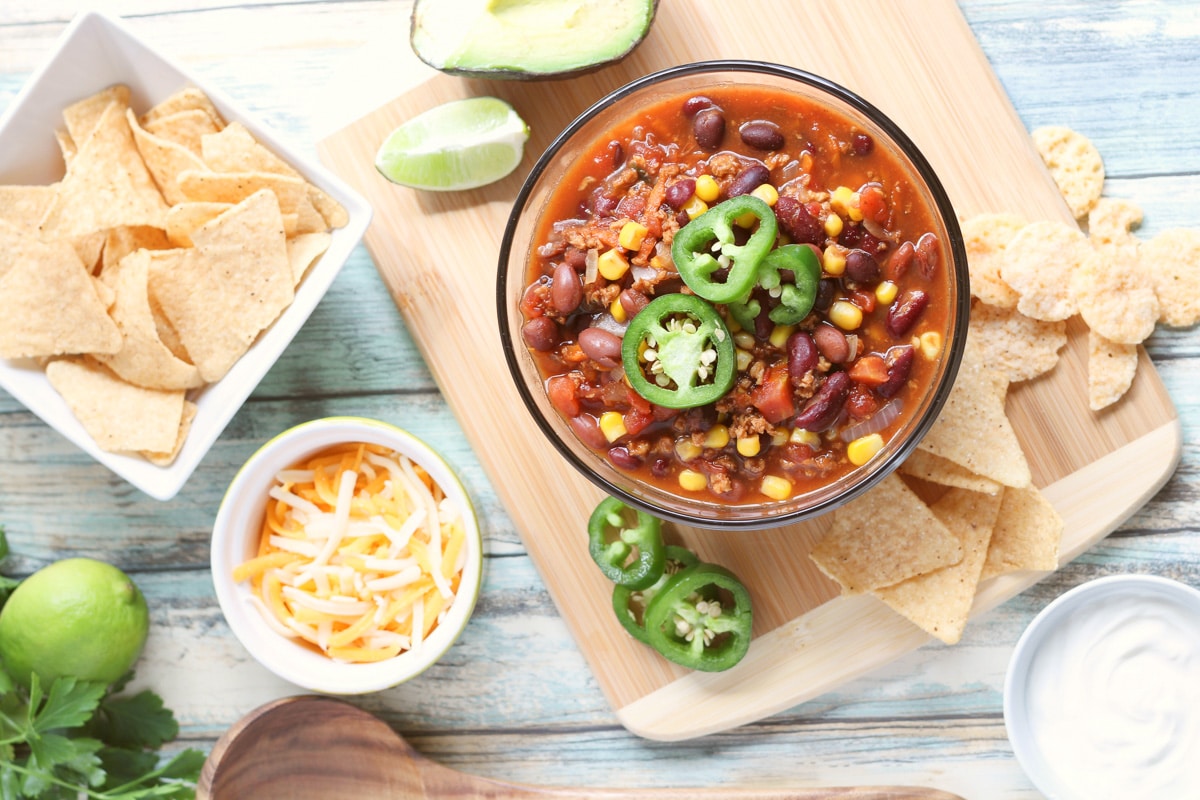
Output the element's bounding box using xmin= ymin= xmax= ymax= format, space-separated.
xmin=587 ymin=496 xmax=666 ymax=590
xmin=729 ymin=243 xmax=822 ymax=329
xmin=612 ymin=546 xmax=700 ymax=644
xmin=671 ymin=195 xmax=778 ymax=304
xmin=621 ymin=293 xmax=735 ymax=409
xmin=643 ymin=562 xmax=753 ymax=672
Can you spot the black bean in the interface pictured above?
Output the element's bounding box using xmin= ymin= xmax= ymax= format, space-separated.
xmin=787 ymin=331 xmax=818 ymax=386
xmin=844 ymin=249 xmax=881 ymax=284
xmin=521 ymin=317 xmax=558 ymax=352
xmin=813 ymin=323 xmax=850 ymax=364
xmin=664 ymin=178 xmax=696 ymax=210
xmin=578 ymin=327 xmax=623 ymax=368
xmin=726 ymin=163 xmax=771 ymax=198
xmin=739 ymin=120 xmax=785 ymax=151
xmin=551 ymin=261 xmax=582 ymax=314
xmin=693 ymin=107 xmax=726 ymax=150
xmin=682 ymin=96 xmax=715 ymax=117
xmin=794 ymin=372 xmax=850 ymax=432
xmin=815 ymin=278 xmax=837 ymax=312
xmin=886 ymin=290 xmax=930 ymax=338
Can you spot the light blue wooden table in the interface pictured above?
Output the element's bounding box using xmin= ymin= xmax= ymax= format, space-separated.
xmin=1 ymin=2 xmax=1197 ymax=797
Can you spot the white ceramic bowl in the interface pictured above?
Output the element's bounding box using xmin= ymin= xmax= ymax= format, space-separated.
xmin=0 ymin=11 xmax=372 ymax=500
xmin=1004 ymin=574 xmax=1200 ymax=799
xmin=210 ymin=417 xmax=483 ymax=694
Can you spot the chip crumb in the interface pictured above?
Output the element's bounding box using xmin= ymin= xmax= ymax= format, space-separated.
xmin=1087 ymin=330 xmax=1138 ymax=411
xmin=1032 ymin=125 xmax=1105 ymax=219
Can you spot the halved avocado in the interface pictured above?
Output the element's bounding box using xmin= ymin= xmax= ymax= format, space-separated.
xmin=411 ymin=0 xmax=658 ymax=80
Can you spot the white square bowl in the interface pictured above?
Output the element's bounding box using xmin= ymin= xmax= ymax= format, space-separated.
xmin=0 ymin=11 xmax=373 ymax=500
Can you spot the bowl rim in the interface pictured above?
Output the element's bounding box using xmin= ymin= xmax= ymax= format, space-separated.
xmin=209 ymin=416 xmax=483 ymax=695
xmin=496 ymin=58 xmax=969 ymax=530
xmin=1002 ymin=573 xmax=1200 ymax=797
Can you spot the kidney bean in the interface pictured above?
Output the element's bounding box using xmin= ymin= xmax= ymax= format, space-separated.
xmin=739 ymin=120 xmax=785 ymax=151
xmin=578 ymin=327 xmax=623 ymax=368
xmin=650 ymin=457 xmax=672 ymax=478
xmin=844 ymin=249 xmax=881 ymax=284
xmin=693 ymin=107 xmax=726 ymax=150
xmin=916 ymin=232 xmax=940 ymax=279
xmin=664 ymin=178 xmax=696 ymax=210
xmin=889 ymin=240 xmax=916 ymax=280
xmin=569 ymin=414 xmax=609 ymax=450
xmin=607 ymin=445 xmax=642 ymax=470
xmin=619 ymin=287 xmax=649 ymax=318
xmin=551 ymin=261 xmax=582 ymax=313
xmin=794 ymin=371 xmax=850 ymax=432
xmin=851 ymin=133 xmax=874 ymax=156
xmin=813 ymin=323 xmax=851 ymax=364
xmin=591 ymin=193 xmax=618 ymax=217
xmin=726 ymin=163 xmax=771 ymax=198
xmin=521 ymin=317 xmax=558 ymax=352
xmin=886 ymin=290 xmax=930 ymax=338
xmin=787 ymin=331 xmax=818 ymax=386
xmin=876 ymin=345 xmax=915 ymax=398
xmin=682 ymin=95 xmax=715 ymax=117
xmin=563 ymin=247 xmax=586 ymax=269
xmin=596 ymin=140 xmax=624 ymax=173
xmin=775 ymin=195 xmax=824 ymax=245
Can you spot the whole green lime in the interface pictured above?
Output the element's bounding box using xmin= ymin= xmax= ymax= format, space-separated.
xmin=0 ymin=558 xmax=149 ymax=687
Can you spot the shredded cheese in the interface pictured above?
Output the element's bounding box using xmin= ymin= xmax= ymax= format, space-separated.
xmin=234 ymin=442 xmax=468 ymax=664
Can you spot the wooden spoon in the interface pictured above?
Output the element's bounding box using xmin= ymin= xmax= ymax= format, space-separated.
xmin=198 ymin=695 xmax=965 ymax=800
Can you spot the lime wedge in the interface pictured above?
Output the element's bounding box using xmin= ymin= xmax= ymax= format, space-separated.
xmin=374 ymin=96 xmax=530 ymax=191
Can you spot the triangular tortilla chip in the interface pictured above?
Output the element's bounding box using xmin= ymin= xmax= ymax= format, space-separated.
xmin=142 ymin=400 xmax=197 ymax=466
xmin=874 ymin=488 xmax=1003 ymax=644
xmin=899 ymin=449 xmax=1002 ymax=495
xmin=143 ymin=108 xmax=221 ymax=155
xmin=140 ymin=87 xmax=225 ymax=129
xmin=809 ymin=474 xmax=963 ymax=594
xmin=980 ymin=486 xmax=1063 ymax=581
xmin=127 ymin=108 xmax=210 ymax=205
xmin=286 ymin=231 xmax=332 ymax=286
xmin=39 ymin=101 xmax=170 ymax=239
xmin=0 ymin=185 xmax=56 ymax=231
xmin=62 ymin=84 xmax=131 ymax=146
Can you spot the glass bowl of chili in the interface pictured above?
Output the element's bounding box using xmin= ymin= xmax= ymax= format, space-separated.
xmin=498 ymin=60 xmax=969 ymax=530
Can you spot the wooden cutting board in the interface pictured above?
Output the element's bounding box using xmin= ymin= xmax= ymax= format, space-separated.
xmin=318 ymin=0 xmax=1180 ymax=741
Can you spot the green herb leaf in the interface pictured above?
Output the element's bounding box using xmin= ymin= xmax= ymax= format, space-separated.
xmin=88 ymin=690 xmax=179 ymax=750
xmin=28 ymin=675 xmax=106 ymax=734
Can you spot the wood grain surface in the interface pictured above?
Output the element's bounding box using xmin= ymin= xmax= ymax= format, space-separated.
xmin=2 ymin=1 xmax=1198 ymax=797
xmin=317 ymin=0 xmax=1179 ymax=740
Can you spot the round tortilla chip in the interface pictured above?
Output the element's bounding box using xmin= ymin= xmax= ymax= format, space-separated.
xmin=961 ymin=213 xmax=1024 ymax=309
xmin=1070 ymin=248 xmax=1158 ymax=344
xmin=1087 ymin=196 xmax=1142 ymax=255
xmin=1087 ymin=330 xmax=1138 ymax=412
xmin=1142 ymin=228 xmax=1200 ymax=328
xmin=1000 ymin=220 xmax=1093 ymax=321
xmin=1032 ymin=125 xmax=1105 ymax=219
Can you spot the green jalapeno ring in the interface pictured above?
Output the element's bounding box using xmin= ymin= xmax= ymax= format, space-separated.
xmin=643 ymin=562 xmax=753 ymax=672
xmin=587 ymin=496 xmax=666 ymax=590
xmin=612 ymin=546 xmax=700 ymax=644
xmin=671 ymin=195 xmax=778 ymax=304
xmin=728 ymin=243 xmax=822 ymax=329
xmin=621 ymin=293 xmax=736 ymax=410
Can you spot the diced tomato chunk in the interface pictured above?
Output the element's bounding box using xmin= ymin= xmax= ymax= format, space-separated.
xmin=750 ymin=365 xmax=795 ymax=424
xmin=845 ymin=383 xmax=880 ymax=419
xmin=848 ymin=354 xmax=890 ymax=387
xmin=624 ymin=406 xmax=655 ymax=437
xmin=547 ymin=375 xmax=582 ymax=418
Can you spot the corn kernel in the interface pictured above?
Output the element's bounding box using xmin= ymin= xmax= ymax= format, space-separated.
xmin=618 ymin=220 xmax=649 ymax=251
xmin=597 ymin=248 xmax=629 ymax=280
xmin=736 ymin=435 xmax=761 ymax=457
xmin=750 ymin=183 xmax=779 ymax=207
xmin=682 ymin=196 xmax=709 ymax=220
xmin=733 ymin=330 xmax=756 ymax=351
xmin=829 ymin=300 xmax=864 ymax=330
xmin=609 ymin=295 xmax=627 ymax=323
xmin=760 ymin=475 xmax=793 ymax=501
xmin=771 ymin=430 xmax=789 ymax=447
xmin=735 ymin=211 xmax=759 ymax=229
xmin=679 ymin=469 xmax=708 ymax=492
xmin=695 ymin=174 xmax=720 ymax=203
xmin=675 ymin=438 xmax=702 ymax=462
xmin=789 ymin=428 xmax=821 ymax=448
xmin=875 ymin=280 xmax=899 ymax=305
xmin=704 ymin=424 xmax=731 ymax=449
xmin=599 ymin=411 xmax=627 ymax=443
xmin=824 ymin=212 xmax=844 ymax=238
xmin=847 ymin=433 xmax=885 ymax=466
xmin=769 ymin=324 xmax=794 ymax=349
xmin=919 ymin=330 xmax=943 ymax=359
xmin=830 ymin=185 xmax=863 ymax=222
xmin=822 ymin=245 xmax=847 ymax=276
xmin=735 ymin=348 xmax=753 ymax=372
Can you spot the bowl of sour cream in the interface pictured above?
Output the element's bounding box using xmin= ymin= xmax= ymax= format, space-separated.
xmin=1004 ymin=574 xmax=1200 ymax=799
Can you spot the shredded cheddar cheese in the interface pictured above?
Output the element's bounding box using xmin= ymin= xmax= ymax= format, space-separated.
xmin=233 ymin=442 xmax=467 ymax=663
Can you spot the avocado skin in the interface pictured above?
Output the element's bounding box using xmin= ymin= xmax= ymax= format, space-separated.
xmin=410 ymin=0 xmax=659 ymax=81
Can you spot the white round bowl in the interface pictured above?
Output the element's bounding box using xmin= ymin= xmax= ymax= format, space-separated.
xmin=1004 ymin=574 xmax=1200 ymax=799
xmin=210 ymin=416 xmax=483 ymax=695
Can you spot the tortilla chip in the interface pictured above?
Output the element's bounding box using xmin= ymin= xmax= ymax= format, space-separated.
xmin=93 ymin=249 xmax=204 ymax=390
xmin=0 ymin=185 xmax=56 ymax=231
xmin=1087 ymin=330 xmax=1138 ymax=411
xmin=176 ymin=169 xmax=308 ymax=215
xmin=0 ymin=226 xmax=121 ymax=358
xmin=148 ymin=189 xmax=293 ymax=382
xmin=809 ymin=474 xmax=963 ymax=594
xmin=286 ymin=231 xmax=332 ymax=286
xmin=1141 ymin=228 xmax=1200 ymax=328
xmin=980 ymin=486 xmax=1063 ymax=581
xmin=873 ymin=488 xmax=1003 ymax=644
xmin=961 ymin=213 xmax=1023 ymax=309
xmin=101 ymin=225 xmax=172 ymax=278
xmin=1087 ymin=197 xmax=1143 ymax=257
xmin=39 ymin=102 xmax=169 ymax=239
xmin=999 ymin=220 xmax=1094 ymax=322
xmin=45 ymin=357 xmax=185 ymax=454
xmin=126 ymin=108 xmax=210 ymax=205
xmin=141 ymin=400 xmax=197 ymax=466
xmin=967 ymin=302 xmax=1066 ymax=383
xmin=62 ymin=84 xmax=131 ymax=146
xmin=55 ymin=129 xmax=77 ymax=168
xmin=141 ymin=87 xmax=225 ymax=129
xmin=899 ymin=449 xmax=1002 ymax=495
xmin=1032 ymin=125 xmax=1105 ymax=219
xmin=143 ymin=108 xmax=222 ymax=155
xmin=1070 ymin=248 xmax=1158 ymax=344
xmin=917 ymin=346 xmax=1032 ymax=488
